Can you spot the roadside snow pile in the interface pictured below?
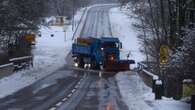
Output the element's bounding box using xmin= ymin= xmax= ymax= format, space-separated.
xmin=116 ymin=72 xmax=190 ymax=110
xmin=0 ymin=8 xmax=85 ymax=99
xmin=154 ymin=98 xmax=190 ymax=110
xmin=109 ymin=7 xmax=144 ymax=63
xmin=116 ymin=72 xmax=153 ymax=110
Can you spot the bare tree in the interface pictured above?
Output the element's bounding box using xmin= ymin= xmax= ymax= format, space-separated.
xmin=118 ymin=0 xmax=195 ymax=99
xmin=0 ymin=0 xmax=48 ymax=50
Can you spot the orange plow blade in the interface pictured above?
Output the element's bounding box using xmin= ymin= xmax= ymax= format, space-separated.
xmin=104 ymin=60 xmax=135 ymax=72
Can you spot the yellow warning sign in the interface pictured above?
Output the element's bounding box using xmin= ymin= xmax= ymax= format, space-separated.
xmin=160 ymin=45 xmax=169 ymax=64
xmin=24 ymin=34 xmax=35 ymax=42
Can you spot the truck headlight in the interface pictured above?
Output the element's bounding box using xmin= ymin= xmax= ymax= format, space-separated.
xmin=74 ymin=63 xmax=78 ymax=67
xmin=110 ymin=56 xmax=114 ymax=61
xmin=84 ymin=64 xmax=87 ymax=68
xmin=88 ymin=64 xmax=91 ymax=68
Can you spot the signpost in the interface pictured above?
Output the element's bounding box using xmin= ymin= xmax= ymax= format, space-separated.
xmin=159 ymin=45 xmax=170 ymax=98
xmin=160 ymin=45 xmax=169 ymax=64
xmin=24 ymin=34 xmax=35 ymax=42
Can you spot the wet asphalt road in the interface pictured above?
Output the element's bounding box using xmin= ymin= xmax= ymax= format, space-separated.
xmin=0 ymin=5 xmax=129 ymax=110
xmin=0 ymin=68 xmax=84 ymax=110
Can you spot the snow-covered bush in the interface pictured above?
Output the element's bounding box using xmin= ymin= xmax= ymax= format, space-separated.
xmin=170 ymin=28 xmax=195 ymax=76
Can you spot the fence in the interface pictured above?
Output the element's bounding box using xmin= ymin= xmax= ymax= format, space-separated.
xmin=138 ymin=63 xmax=159 ymax=86
xmin=0 ymin=56 xmax=33 ymax=79
xmin=9 ymin=56 xmax=33 ymax=71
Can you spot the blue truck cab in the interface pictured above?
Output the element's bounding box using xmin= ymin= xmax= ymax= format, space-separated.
xmin=100 ymin=37 xmax=121 ymax=61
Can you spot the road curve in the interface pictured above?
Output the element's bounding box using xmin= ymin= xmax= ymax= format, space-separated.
xmin=81 ymin=5 xmax=114 ymax=37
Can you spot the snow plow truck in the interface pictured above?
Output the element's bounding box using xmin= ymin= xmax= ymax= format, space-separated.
xmin=72 ymin=37 xmax=135 ymax=72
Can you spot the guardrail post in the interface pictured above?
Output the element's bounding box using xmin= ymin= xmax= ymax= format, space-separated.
xmin=152 ymin=77 xmax=158 ymax=93
xmin=192 ymin=94 xmax=195 ymax=110
xmin=9 ymin=56 xmax=33 ymax=71
xmin=155 ymin=80 xmax=163 ymax=100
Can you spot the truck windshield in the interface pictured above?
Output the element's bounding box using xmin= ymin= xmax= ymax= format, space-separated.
xmin=101 ymin=42 xmax=119 ymax=48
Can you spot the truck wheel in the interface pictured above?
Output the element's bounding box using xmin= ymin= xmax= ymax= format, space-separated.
xmin=95 ymin=64 xmax=100 ymax=70
xmin=78 ymin=58 xmax=84 ymax=68
xmin=91 ymin=61 xmax=96 ymax=69
xmin=91 ymin=61 xmax=99 ymax=70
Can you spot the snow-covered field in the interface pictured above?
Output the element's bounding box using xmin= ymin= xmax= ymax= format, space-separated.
xmin=110 ymin=7 xmax=190 ymax=110
xmin=0 ymin=27 xmax=70 ymax=98
xmin=0 ymin=8 xmax=85 ymax=99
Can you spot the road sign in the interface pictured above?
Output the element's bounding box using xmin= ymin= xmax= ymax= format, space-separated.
xmin=160 ymin=45 xmax=169 ymax=64
xmin=23 ymin=34 xmax=35 ymax=42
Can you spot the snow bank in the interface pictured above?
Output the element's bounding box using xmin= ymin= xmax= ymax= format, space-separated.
xmin=116 ymin=72 xmax=153 ymax=110
xmin=154 ymin=98 xmax=190 ymax=110
xmin=116 ymin=72 xmax=190 ymax=110
xmin=109 ymin=7 xmax=144 ymax=64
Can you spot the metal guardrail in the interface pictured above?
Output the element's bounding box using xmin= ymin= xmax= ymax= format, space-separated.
xmin=0 ymin=56 xmax=33 ymax=79
xmin=0 ymin=56 xmax=33 ymax=76
xmin=138 ymin=62 xmax=159 ymax=80
xmin=9 ymin=56 xmax=33 ymax=71
xmin=9 ymin=56 xmax=32 ymax=62
xmin=137 ymin=62 xmax=148 ymax=69
xmin=0 ymin=63 xmax=13 ymax=69
xmin=142 ymin=69 xmax=159 ymax=80
xmin=138 ymin=62 xmax=163 ymax=99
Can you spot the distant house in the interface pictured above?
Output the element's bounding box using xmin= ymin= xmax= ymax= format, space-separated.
xmin=48 ymin=16 xmax=71 ymax=26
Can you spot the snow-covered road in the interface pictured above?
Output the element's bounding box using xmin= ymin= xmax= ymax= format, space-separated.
xmin=81 ymin=5 xmax=114 ymax=37
xmin=59 ymin=5 xmax=130 ymax=110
